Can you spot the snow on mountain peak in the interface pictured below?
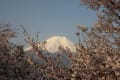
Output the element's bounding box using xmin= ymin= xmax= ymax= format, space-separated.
xmin=45 ymin=36 xmax=76 ymax=53
xmin=24 ymin=36 xmax=76 ymax=53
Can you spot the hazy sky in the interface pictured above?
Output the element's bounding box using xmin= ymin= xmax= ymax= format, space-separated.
xmin=0 ymin=0 xmax=97 ymax=43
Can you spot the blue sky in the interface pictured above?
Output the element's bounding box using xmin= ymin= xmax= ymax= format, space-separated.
xmin=0 ymin=0 xmax=97 ymax=43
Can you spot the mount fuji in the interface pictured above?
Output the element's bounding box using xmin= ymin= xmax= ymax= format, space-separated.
xmin=24 ymin=36 xmax=76 ymax=53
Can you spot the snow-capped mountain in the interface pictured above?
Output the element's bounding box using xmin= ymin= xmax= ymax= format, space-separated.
xmin=24 ymin=36 xmax=76 ymax=53
xmin=45 ymin=36 xmax=76 ymax=53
